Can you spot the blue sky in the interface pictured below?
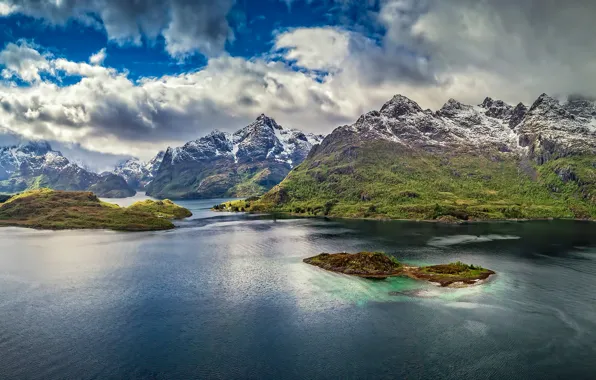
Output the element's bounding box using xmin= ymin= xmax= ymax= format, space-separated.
xmin=0 ymin=0 xmax=380 ymax=81
xmin=0 ymin=0 xmax=593 ymax=170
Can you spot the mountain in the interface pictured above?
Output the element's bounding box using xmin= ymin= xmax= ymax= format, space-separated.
xmin=238 ymin=93 xmax=596 ymax=221
xmin=0 ymin=141 xmax=135 ymax=198
xmin=146 ymin=114 xmax=324 ymax=199
xmin=114 ymin=151 xmax=165 ymax=190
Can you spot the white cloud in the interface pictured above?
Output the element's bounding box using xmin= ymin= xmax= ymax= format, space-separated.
xmin=89 ymin=48 xmax=106 ymax=65
xmin=54 ymin=58 xmax=116 ymax=78
xmin=0 ymin=3 xmax=16 ymax=15
xmin=0 ymin=34 xmax=389 ymax=160
xmin=0 ymin=41 xmax=52 ymax=82
xmin=1 ymin=0 xmax=234 ymax=58
xmin=274 ymin=27 xmax=351 ymax=71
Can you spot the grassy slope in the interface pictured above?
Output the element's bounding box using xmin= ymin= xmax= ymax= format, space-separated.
xmin=419 ymin=262 xmax=492 ymax=279
xmin=413 ymin=261 xmax=495 ymax=286
xmin=0 ymin=189 xmax=192 ymax=231
xmin=220 ymin=141 xmax=596 ymax=220
xmin=127 ymin=199 xmax=192 ymax=219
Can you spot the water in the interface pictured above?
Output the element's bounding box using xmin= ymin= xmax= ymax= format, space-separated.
xmin=1 ymin=199 xmax=596 ymax=379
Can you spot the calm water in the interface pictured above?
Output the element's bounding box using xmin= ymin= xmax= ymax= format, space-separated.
xmin=1 ymin=199 xmax=596 ymax=379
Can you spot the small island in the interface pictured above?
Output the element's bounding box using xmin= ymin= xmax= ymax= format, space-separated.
xmin=303 ymin=252 xmax=495 ymax=287
xmin=0 ymin=189 xmax=192 ymax=231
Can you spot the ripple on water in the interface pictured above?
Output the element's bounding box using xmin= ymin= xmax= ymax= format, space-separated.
xmin=428 ymin=234 xmax=521 ymax=247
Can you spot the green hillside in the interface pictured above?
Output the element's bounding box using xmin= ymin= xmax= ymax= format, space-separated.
xmin=218 ymin=141 xmax=596 ymax=221
xmin=0 ymin=189 xmax=192 ymax=231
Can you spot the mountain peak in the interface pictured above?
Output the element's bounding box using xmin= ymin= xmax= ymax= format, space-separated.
xmin=529 ymin=93 xmax=559 ymax=112
xmin=437 ymin=98 xmax=473 ymax=117
xmin=380 ymin=94 xmax=423 ymax=118
xmin=255 ymin=114 xmax=282 ymax=131
xmin=17 ymin=140 xmax=53 ymax=155
xmin=206 ymin=129 xmax=229 ymax=139
xmin=442 ymin=98 xmax=467 ymax=109
xmin=509 ymin=102 xmax=528 ymax=129
xmin=479 ymin=97 xmax=513 ymax=120
xmin=481 ymin=97 xmax=495 ymax=108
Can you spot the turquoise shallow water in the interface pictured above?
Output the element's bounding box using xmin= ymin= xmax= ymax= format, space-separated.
xmin=0 ymin=199 xmax=595 ymax=379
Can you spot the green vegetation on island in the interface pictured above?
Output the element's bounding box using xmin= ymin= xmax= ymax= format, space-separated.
xmin=303 ymin=252 xmax=495 ymax=287
xmin=0 ymin=189 xmax=192 ymax=231
xmin=215 ymin=142 xmax=596 ymax=222
xmin=412 ymin=261 xmax=495 ymax=287
xmin=127 ymin=199 xmax=192 ymax=219
xmin=303 ymin=251 xmax=403 ymax=278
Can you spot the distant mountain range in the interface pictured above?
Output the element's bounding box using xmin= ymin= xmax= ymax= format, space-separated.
xmin=7 ymin=92 xmax=596 ymax=219
xmin=239 ymin=93 xmax=596 ymax=221
xmin=0 ymin=115 xmax=323 ymax=199
xmin=113 ymin=151 xmax=165 ymax=190
xmin=0 ymin=141 xmax=135 ymax=197
xmin=144 ymin=114 xmax=323 ymax=199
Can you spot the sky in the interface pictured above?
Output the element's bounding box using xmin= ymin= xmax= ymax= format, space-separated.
xmin=0 ymin=0 xmax=595 ymax=170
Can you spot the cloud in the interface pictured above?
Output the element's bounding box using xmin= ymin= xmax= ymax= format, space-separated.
xmin=0 ymin=31 xmax=412 ymax=160
xmin=89 ymin=48 xmax=106 ymax=65
xmin=54 ymin=58 xmax=116 ymax=78
xmin=0 ymin=41 xmax=52 ymax=82
xmin=0 ymin=3 xmax=15 ymax=16
xmin=384 ymin=0 xmax=596 ymax=103
xmin=274 ymin=27 xmax=351 ymax=71
xmin=0 ymin=0 xmax=235 ymax=58
xmin=0 ymin=41 xmax=360 ymax=159
xmin=162 ymin=0 xmax=234 ymax=58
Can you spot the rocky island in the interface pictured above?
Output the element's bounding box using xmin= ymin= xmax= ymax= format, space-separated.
xmin=0 ymin=189 xmax=192 ymax=231
xmin=303 ymin=252 xmax=495 ymax=287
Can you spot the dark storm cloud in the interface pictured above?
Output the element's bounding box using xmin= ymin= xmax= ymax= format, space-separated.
xmin=395 ymin=0 xmax=596 ymax=100
xmin=2 ymin=0 xmax=235 ymax=56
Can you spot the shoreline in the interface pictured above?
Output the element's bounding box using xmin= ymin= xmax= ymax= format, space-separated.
xmin=0 ymin=221 xmax=175 ymax=232
xmin=340 ymin=266 xmax=497 ymax=288
xmin=213 ymin=208 xmax=595 ymax=224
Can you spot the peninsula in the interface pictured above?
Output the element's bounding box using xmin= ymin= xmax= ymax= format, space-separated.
xmin=0 ymin=189 xmax=192 ymax=231
xmin=303 ymin=252 xmax=495 ymax=287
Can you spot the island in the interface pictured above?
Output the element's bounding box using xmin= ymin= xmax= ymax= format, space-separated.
xmin=0 ymin=188 xmax=192 ymax=231
xmin=303 ymin=251 xmax=495 ymax=287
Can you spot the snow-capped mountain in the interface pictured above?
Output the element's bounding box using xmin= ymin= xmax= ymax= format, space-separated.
xmin=165 ymin=114 xmax=323 ymax=167
xmin=319 ymin=93 xmax=596 ymax=158
xmin=0 ymin=141 xmax=66 ymax=180
xmin=114 ymin=151 xmax=165 ymax=190
xmin=255 ymin=93 xmax=596 ymax=220
xmin=146 ymin=115 xmax=324 ymax=199
xmin=0 ymin=141 xmax=135 ymax=197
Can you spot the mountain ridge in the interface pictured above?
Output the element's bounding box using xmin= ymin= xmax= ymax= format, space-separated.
xmin=0 ymin=141 xmax=135 ymax=197
xmin=113 ymin=151 xmax=165 ymax=190
xmin=145 ymin=114 xmax=323 ymax=199
xmin=223 ymin=93 xmax=596 ymax=221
